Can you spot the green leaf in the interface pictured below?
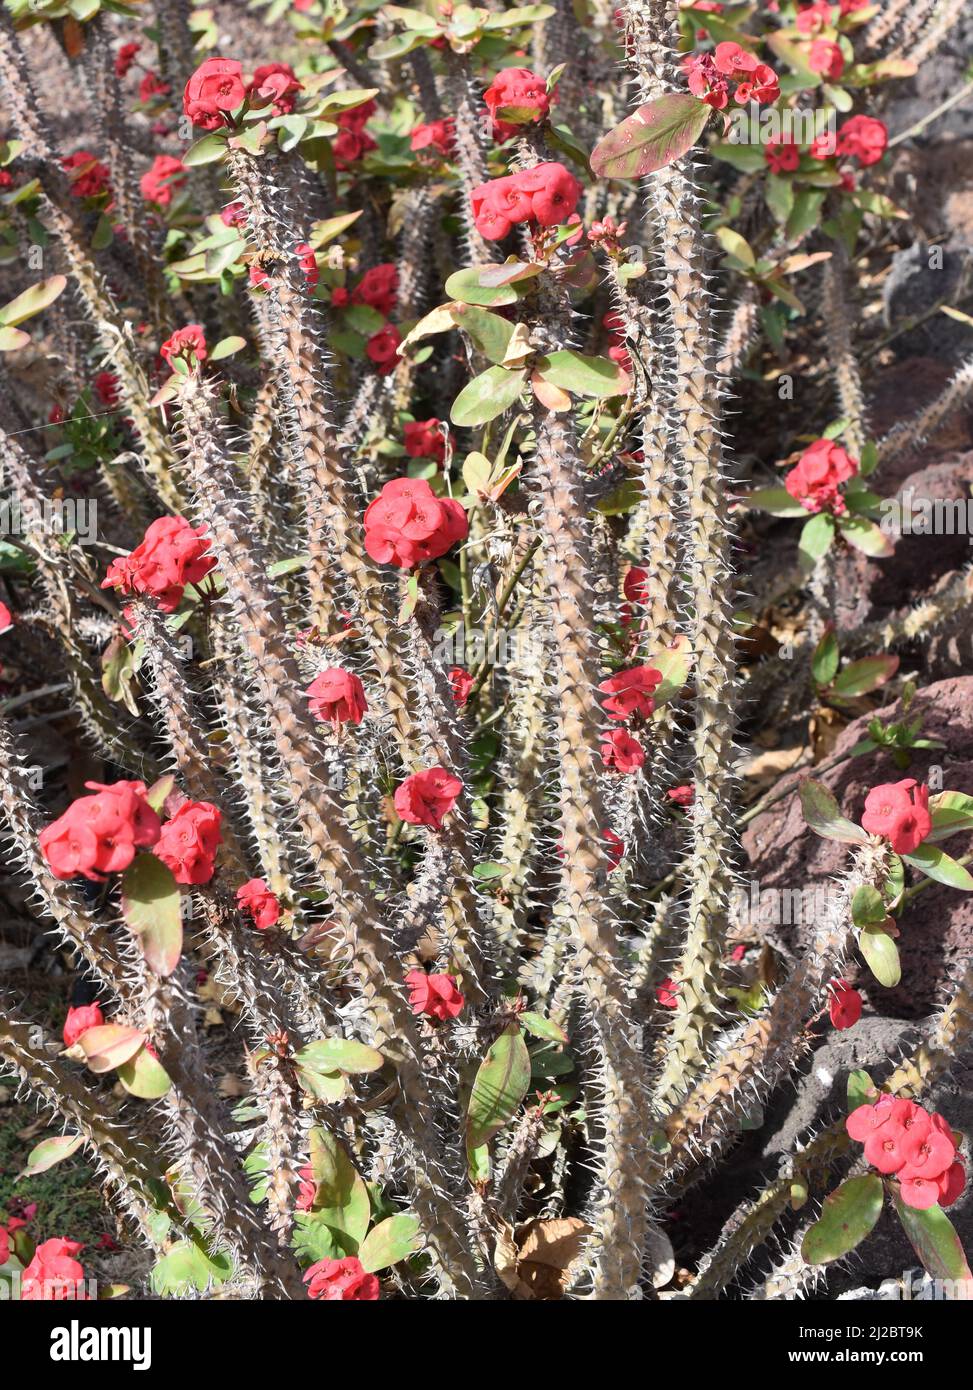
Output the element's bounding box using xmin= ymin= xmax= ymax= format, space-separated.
xmin=182 ymin=132 xmax=228 ymax=167
xmin=357 ymin=1213 xmax=421 ymax=1272
xmin=812 ymin=628 xmax=840 ymax=687
xmin=444 ymin=267 xmax=519 ymax=308
xmin=798 ymin=511 xmax=836 ymax=567
xmin=838 ymin=515 xmax=895 ymax=558
xmin=472 ymin=861 xmax=508 ymax=882
xmin=591 ymin=93 xmax=711 ymax=180
xmin=891 ymin=1189 xmax=973 ymax=1287
xmin=859 ymin=924 xmax=901 ymax=988
xmin=209 ymin=335 xmax=246 ymax=361
xmin=78 ymin=1024 xmax=146 ymax=1074
xmin=309 ymin=210 xmax=362 ymax=248
xmin=20 ymin=1134 xmax=83 ymax=1178
xmin=306 ymin=1127 xmax=371 ymax=1248
xmin=296 ymin=1038 xmax=384 ymax=1075
xmin=926 ymin=792 xmax=973 ymax=844
xmin=466 ymin=1022 xmax=532 ymax=1149
xmin=847 ymin=1069 xmax=877 ymax=1112
xmin=0 ymin=275 xmax=66 ymax=327
xmin=901 ymin=844 xmax=973 ymax=891
xmin=451 ymin=366 xmax=526 ymax=427
xmin=799 ymin=779 xmax=870 ymax=844
xmin=715 ymin=226 xmax=756 ymax=268
xmin=746 ymin=486 xmax=808 ymax=518
xmin=448 ymin=304 xmax=515 ymax=363
xmin=481 ymin=4 xmax=555 ymax=27
xmin=534 ymin=349 xmax=628 ymax=398
xmin=519 ymin=1012 xmax=568 ymax=1044
xmin=120 ymin=852 xmax=183 ymax=976
xmin=150 ymin=1241 xmax=232 ymax=1295
xmin=650 ymin=634 xmax=692 ymax=713
xmin=801 ymin=1174 xmax=885 ymax=1265
xmin=117 ymin=1046 xmax=172 ymax=1099
xmin=830 ymin=654 xmax=899 ymax=700
xmin=786 ymin=188 xmax=825 ymax=242
xmin=851 ymin=885 xmax=887 ymax=928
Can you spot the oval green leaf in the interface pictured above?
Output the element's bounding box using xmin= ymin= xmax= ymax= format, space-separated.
xmin=451 ymin=365 xmax=527 ymax=428
xmin=120 ymin=852 xmax=183 ymax=977
xmin=466 ymin=1022 xmax=531 ymax=1149
xmin=801 ymin=1173 xmax=885 ymax=1265
xmin=591 ymin=93 xmax=711 ymax=180
xmin=358 ymin=1213 xmax=421 ymax=1272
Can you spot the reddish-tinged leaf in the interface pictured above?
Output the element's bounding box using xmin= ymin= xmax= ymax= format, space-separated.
xmin=591 ymin=94 xmax=711 ymax=180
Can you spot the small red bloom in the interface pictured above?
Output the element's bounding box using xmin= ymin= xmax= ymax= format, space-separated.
xmin=363 ymin=477 xmax=468 ymax=568
xmin=63 ymin=1003 xmax=105 ymax=1049
xmin=683 ymin=53 xmax=728 ymax=110
xmin=160 ymin=323 xmax=207 ymax=369
xmin=236 ymin=877 xmax=281 ymax=930
xmin=296 ymin=1165 xmax=316 ymax=1211
xmin=405 ymin=968 xmax=465 ymax=1021
xmin=221 ymin=200 xmax=247 ymax=228
xmin=394 ymin=767 xmax=463 ymax=828
xmin=140 ymin=154 xmax=185 ymax=207
xmin=183 ymin=57 xmax=246 ymax=130
xmin=153 ymin=801 xmax=222 ymax=885
xmin=765 ymin=138 xmax=800 ymax=175
xmin=784 ymin=438 xmax=858 ymax=514
xmin=603 ymin=828 xmax=625 ymax=871
xmin=138 ymin=72 xmax=170 ymax=104
xmin=248 ymin=63 xmax=303 ymax=116
xmin=305 ymin=667 xmax=368 ymax=728
xmin=331 ymin=287 xmax=350 ymax=308
xmin=0 ymin=601 xmax=12 ymax=632
xmin=94 ymin=372 xmax=121 ymax=409
xmin=471 ymin=163 xmax=581 ymax=240
xmin=21 ymin=1238 xmax=88 ymax=1301
xmin=836 ymin=115 xmax=888 ymax=167
xmin=667 ymin=784 xmax=694 ymax=808
xmin=623 ymin=567 xmax=648 ymax=604
xmin=295 ymin=241 xmax=318 ymax=289
xmin=449 ymin=667 xmax=474 ymax=707
xmin=403 ymin=418 xmax=451 ymax=462
xmin=598 ymin=664 xmax=661 ymax=720
xmin=656 ymin=977 xmax=680 ymax=1009
xmin=365 ymin=325 xmax=402 ymax=374
xmin=796 ymin=0 xmax=833 ymax=34
xmin=861 ymin=780 xmax=932 ymax=855
xmin=938 ymin=1162 xmax=966 ymax=1208
xmin=352 ymin=263 xmax=399 ymax=317
xmin=304 ymin=1255 xmax=380 ymax=1300
xmin=808 ymin=39 xmax=844 ymax=80
xmin=600 ymin=728 xmax=645 ymax=773
xmin=828 ymin=979 xmax=861 ymax=1030
xmin=410 ymin=119 xmax=455 ymax=159
xmin=62 ymin=151 xmax=111 ymax=200
xmin=483 ymin=66 xmax=552 ymax=142
xmin=115 ymin=41 xmax=141 ymax=79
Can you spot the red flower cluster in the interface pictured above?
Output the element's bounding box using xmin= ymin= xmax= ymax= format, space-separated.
xmin=403 ymin=417 xmax=451 ymax=462
xmin=154 ymin=800 xmax=222 ymax=885
xmin=365 ymin=325 xmax=401 ymax=373
xmin=667 ymin=784 xmax=694 ymax=809
xmin=161 ymin=324 xmax=207 ymax=369
xmin=62 ymin=151 xmax=111 ymax=200
xmin=248 ymin=63 xmax=303 ymax=115
xmin=784 ymin=438 xmax=858 ymax=514
xmin=861 ymin=779 xmax=932 ymax=855
xmin=599 ymin=664 xmax=661 ymax=720
xmin=304 ymin=1255 xmax=380 ymax=1301
xmin=685 ymin=42 xmax=779 ymax=109
xmin=363 ymin=477 xmax=468 ymax=568
xmin=410 ymin=119 xmax=455 ymax=159
xmin=183 ymin=58 xmax=247 ymax=129
xmin=471 ymin=162 xmax=582 ymax=241
xmin=483 ymin=67 xmax=553 ymax=142
xmin=405 ymin=968 xmax=465 ymax=1021
xmin=139 ymin=72 xmax=170 ymax=104
xmin=352 ymin=264 xmax=398 ymax=318
xmin=828 ymin=979 xmax=862 ymax=1030
xmin=62 ymin=1003 xmax=105 ymax=1049
xmin=236 ymin=877 xmax=281 ymax=930
xmin=102 ymin=516 xmax=216 ymax=613
xmin=847 ymin=1097 xmax=965 ymax=1210
xmin=394 ymin=767 xmax=463 ymax=829
xmin=332 ymin=99 xmax=377 ymax=169
xmin=656 ymin=977 xmax=680 ymax=1009
xmin=21 ymin=1238 xmax=88 ymax=1301
xmin=140 ymin=154 xmax=186 ymax=207
xmin=600 ymin=727 xmax=645 ymax=774
xmin=40 ymin=781 xmax=161 ymax=882
xmin=795 ymin=0 xmax=833 ymax=34
xmin=305 ymin=667 xmax=368 ymax=728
